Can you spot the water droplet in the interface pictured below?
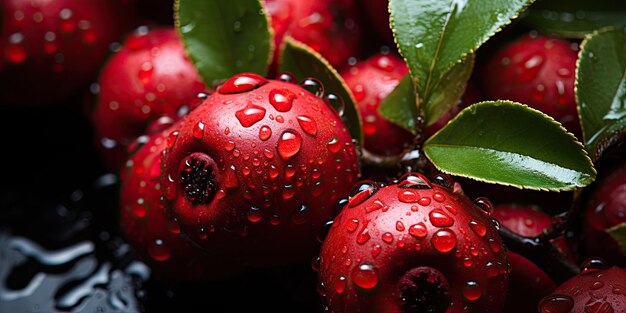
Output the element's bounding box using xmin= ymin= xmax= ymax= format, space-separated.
xmin=223 ymin=165 xmax=239 ymax=189
xmin=166 ymin=130 xmax=179 ymax=149
xmin=488 ymin=238 xmax=501 ymax=253
xmin=580 ymin=257 xmax=609 ymax=274
xmin=328 ymin=137 xmax=341 ymax=153
xmin=356 ymin=224 xmax=371 ymax=245
xmin=297 ymin=115 xmax=318 ymax=136
xmin=396 ymin=221 xmax=405 ymax=232
xmin=516 ymin=54 xmax=543 ymax=83
xmin=431 ymin=229 xmax=457 ymax=253
xmin=372 ymin=55 xmax=395 ymax=72
xmin=148 ymin=239 xmax=170 ymax=261
xmin=469 ymin=220 xmax=487 ymax=237
xmin=474 ymin=197 xmax=493 ymax=215
xmin=462 ymin=281 xmax=481 ymax=301
xmin=382 ymin=232 xmax=394 ymax=244
xmin=408 ymin=222 xmax=428 ymax=238
xmin=346 ymin=219 xmax=359 ymax=232
xmin=291 ymin=205 xmax=309 ymax=225
xmin=485 ymin=261 xmax=498 ymax=278
xmin=219 ymin=73 xmax=268 ymax=94
xmin=398 ymin=190 xmax=419 ymax=203
xmin=347 ymin=181 xmax=378 ymax=208
xmin=277 ymin=72 xmax=296 ymax=82
xmin=432 ymin=173 xmax=454 ymax=189
xmin=334 ymin=276 xmax=347 ymax=294
xmin=398 ymin=172 xmax=433 ymax=189
xmin=325 ymin=93 xmax=345 ymax=116
xmin=429 ymin=209 xmax=454 ymax=227
xmin=372 ymin=244 xmax=382 ymax=257
xmin=138 ymin=61 xmax=153 ymax=85
xmin=538 ymin=295 xmax=574 ymax=313
xmin=259 ymin=125 xmax=272 ymax=141
xmin=247 ymin=207 xmax=262 ymax=222
xmin=433 ymin=192 xmax=446 ymax=202
xmin=235 ymin=104 xmax=266 ymax=127
xmin=277 ymin=130 xmax=302 ymax=160
xmin=193 ymin=121 xmax=205 ymax=139
xmin=352 ymin=263 xmax=379 ymax=289
xmin=269 ymin=88 xmax=296 ymax=112
xmin=300 ymin=77 xmax=324 ymax=97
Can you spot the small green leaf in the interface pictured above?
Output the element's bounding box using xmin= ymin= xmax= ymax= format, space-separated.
xmin=607 ymin=223 xmax=626 ymax=254
xmin=424 ymin=101 xmax=596 ymax=191
xmin=174 ymin=0 xmax=272 ymax=87
xmin=279 ymin=37 xmax=363 ymax=144
xmin=576 ymin=27 xmax=626 ymax=161
xmin=390 ymin=0 xmax=534 ymax=126
xmin=378 ymin=75 xmax=418 ymax=135
xmin=424 ymin=54 xmax=475 ymax=127
xmin=522 ymin=0 xmax=626 ymax=38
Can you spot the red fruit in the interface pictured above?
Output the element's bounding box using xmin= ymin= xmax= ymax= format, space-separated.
xmin=0 ymin=0 xmax=135 ymax=107
xmin=120 ymin=126 xmax=240 ymax=281
xmin=318 ymin=172 xmax=509 ymax=312
xmin=583 ymin=160 xmax=626 ymax=266
xmin=264 ymin=0 xmax=361 ymax=71
xmin=493 ymin=204 xmax=558 ymax=313
xmin=91 ymin=27 xmax=207 ymax=171
xmin=538 ymin=259 xmax=626 ymax=313
xmin=481 ymin=33 xmax=581 ymax=137
xmin=159 ymin=72 xmax=360 ymax=271
xmin=341 ymin=53 xmax=413 ymax=158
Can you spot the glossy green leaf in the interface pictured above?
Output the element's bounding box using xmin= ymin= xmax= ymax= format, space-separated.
xmin=576 ymin=28 xmax=626 ymax=161
xmin=522 ymin=0 xmax=626 ymax=38
xmin=607 ymin=223 xmax=626 ymax=254
xmin=424 ymin=54 xmax=475 ymax=127
xmin=378 ymin=75 xmax=419 ymax=134
xmin=424 ymin=101 xmax=596 ymax=191
xmin=174 ymin=0 xmax=272 ymax=87
xmin=279 ymin=37 xmax=363 ymax=144
xmin=390 ymin=0 xmax=534 ymax=126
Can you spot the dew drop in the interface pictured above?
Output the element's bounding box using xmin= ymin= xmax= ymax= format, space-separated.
xmin=431 ymin=229 xmax=457 ymax=253
xmin=516 ymin=54 xmax=543 ymax=83
xmin=347 ymin=181 xmax=377 ymax=208
xmin=474 ymin=197 xmax=494 ymax=215
xmin=259 ymin=125 xmax=272 ymax=141
xmin=325 ymin=93 xmax=345 ymax=116
xmin=485 ymin=261 xmax=498 ymax=278
xmin=193 ymin=121 xmax=205 ymax=139
xmin=398 ymin=189 xmax=419 ymax=203
xmin=352 ymin=263 xmax=379 ymax=289
xmin=429 ymin=209 xmax=454 ymax=227
xmin=247 ymin=206 xmax=262 ymax=223
xmin=269 ymin=88 xmax=296 ymax=112
xmin=300 ymin=77 xmax=324 ymax=97
xmin=346 ymin=219 xmax=359 ymax=232
xmin=277 ymin=130 xmax=302 ymax=160
xmin=291 ymin=204 xmax=308 ymax=225
xmin=469 ymin=220 xmax=487 ymax=237
xmin=235 ymin=104 xmax=266 ymax=127
xmin=328 ymin=137 xmax=341 ymax=153
xmin=277 ymin=72 xmax=295 ymax=82
xmin=462 ymin=281 xmax=481 ymax=301
xmin=148 ymin=239 xmax=170 ymax=261
xmin=382 ymin=232 xmax=394 ymax=244
xmin=580 ymin=257 xmax=608 ymax=275
xmin=488 ymin=238 xmax=501 ymax=253
xmin=538 ymin=295 xmax=574 ymax=313
xmin=396 ymin=221 xmax=405 ymax=232
xmin=398 ymin=172 xmax=432 ymax=189
xmin=297 ymin=115 xmax=318 ymax=136
xmin=408 ymin=222 xmax=428 ymax=238
xmin=219 ymin=73 xmax=268 ymax=94
xmin=138 ymin=61 xmax=153 ymax=85
xmin=334 ymin=276 xmax=347 ymax=294
xmin=372 ymin=244 xmax=382 ymax=257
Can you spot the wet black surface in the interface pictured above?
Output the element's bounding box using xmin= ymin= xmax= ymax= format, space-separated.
xmin=0 ymin=97 xmax=321 ymax=313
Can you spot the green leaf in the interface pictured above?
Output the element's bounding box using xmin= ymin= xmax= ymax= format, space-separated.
xmin=424 ymin=54 xmax=475 ymax=127
xmin=424 ymin=101 xmax=596 ymax=191
xmin=576 ymin=28 xmax=626 ymax=161
xmin=607 ymin=223 xmax=626 ymax=254
xmin=522 ymin=0 xmax=626 ymax=38
xmin=390 ymin=0 xmax=534 ymax=126
xmin=378 ymin=75 xmax=418 ymax=135
xmin=279 ymin=37 xmax=363 ymax=144
xmin=174 ymin=0 xmax=272 ymax=87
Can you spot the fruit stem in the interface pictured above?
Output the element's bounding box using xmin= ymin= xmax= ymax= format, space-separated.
xmin=498 ymin=225 xmax=579 ymax=283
